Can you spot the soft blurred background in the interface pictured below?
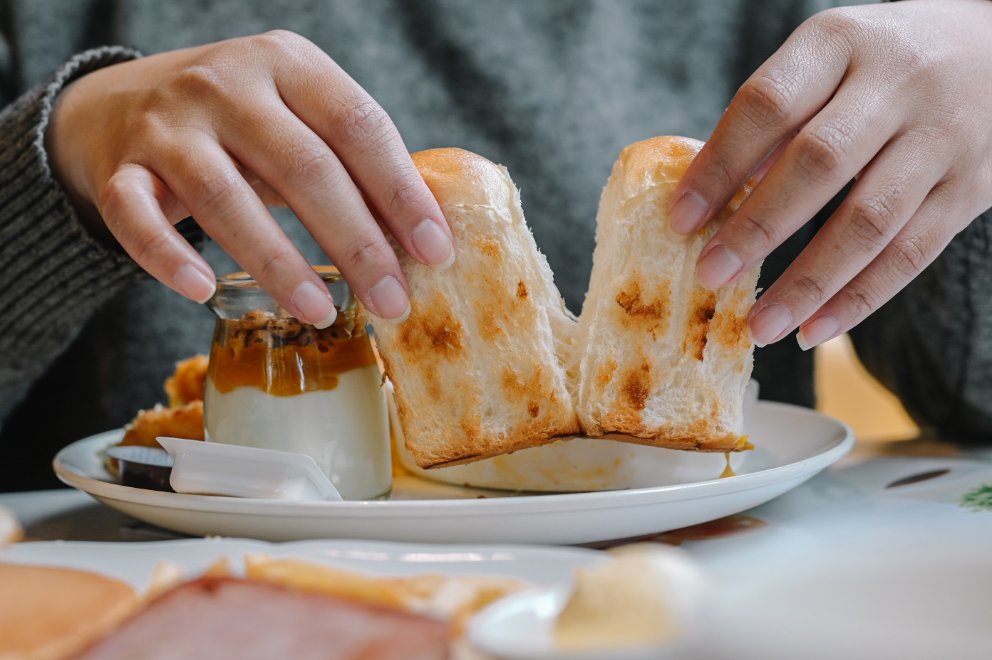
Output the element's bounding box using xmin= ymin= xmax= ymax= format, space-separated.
xmin=816 ymin=335 xmax=917 ymax=443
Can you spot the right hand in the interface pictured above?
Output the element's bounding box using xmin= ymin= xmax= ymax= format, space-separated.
xmin=46 ymin=30 xmax=454 ymax=326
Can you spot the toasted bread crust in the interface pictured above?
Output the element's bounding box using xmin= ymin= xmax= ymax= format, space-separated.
xmin=574 ymin=136 xmax=757 ymax=450
xmin=413 ymin=148 xmax=515 ymax=209
xmin=372 ymin=148 xmax=579 ymax=469
xmin=376 ymin=139 xmax=756 ymax=467
xmin=611 ymin=136 xmax=752 ymax=209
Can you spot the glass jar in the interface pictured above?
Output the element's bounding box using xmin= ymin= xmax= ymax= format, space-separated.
xmin=204 ymin=266 xmax=391 ymax=500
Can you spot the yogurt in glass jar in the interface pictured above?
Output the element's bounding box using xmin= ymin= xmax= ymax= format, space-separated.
xmin=204 ymin=267 xmax=390 ymax=500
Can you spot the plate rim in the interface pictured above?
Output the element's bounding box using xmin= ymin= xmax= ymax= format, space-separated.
xmin=0 ymin=537 xmax=607 ymax=592
xmin=53 ymin=401 xmax=853 ymax=518
xmin=0 ymin=536 xmax=606 ymax=562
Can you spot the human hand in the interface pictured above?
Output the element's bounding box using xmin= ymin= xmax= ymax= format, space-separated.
xmin=669 ymin=0 xmax=992 ymax=349
xmin=46 ymin=31 xmax=453 ymax=326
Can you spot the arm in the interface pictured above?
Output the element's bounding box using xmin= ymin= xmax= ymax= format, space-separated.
xmin=0 ymin=47 xmax=142 ymax=424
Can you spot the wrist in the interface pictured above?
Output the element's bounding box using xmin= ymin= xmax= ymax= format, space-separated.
xmin=38 ymin=48 xmax=142 ymax=249
xmin=45 ymin=79 xmax=112 ymax=245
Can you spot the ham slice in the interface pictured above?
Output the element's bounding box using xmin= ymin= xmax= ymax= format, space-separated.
xmin=75 ymin=577 xmax=450 ymax=660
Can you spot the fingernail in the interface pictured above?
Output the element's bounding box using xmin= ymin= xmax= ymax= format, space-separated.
xmin=670 ymin=190 xmax=709 ymax=235
xmin=696 ymin=245 xmax=743 ymax=289
xmin=292 ymin=280 xmax=337 ymax=329
xmin=369 ymin=275 xmax=411 ymax=322
xmin=174 ymin=264 xmax=216 ymax=304
xmin=749 ymin=303 xmax=793 ymax=347
xmin=411 ymin=219 xmax=455 ymax=269
xmin=797 ymin=315 xmax=840 ymax=351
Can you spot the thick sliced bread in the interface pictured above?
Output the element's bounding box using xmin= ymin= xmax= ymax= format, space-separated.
xmin=368 ymin=148 xmax=580 ymax=468
xmin=574 ymin=136 xmax=756 ymax=451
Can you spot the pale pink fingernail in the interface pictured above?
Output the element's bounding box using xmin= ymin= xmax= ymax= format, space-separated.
xmin=411 ymin=219 xmax=455 ymax=269
xmin=696 ymin=244 xmax=743 ymax=289
xmin=174 ymin=264 xmax=216 ymax=303
xmin=749 ymin=303 xmax=793 ymax=347
xmin=670 ymin=190 xmax=709 ymax=235
xmin=292 ymin=280 xmax=337 ymax=329
xmin=369 ymin=275 xmax=411 ymax=322
xmin=796 ymin=315 xmax=840 ymax=351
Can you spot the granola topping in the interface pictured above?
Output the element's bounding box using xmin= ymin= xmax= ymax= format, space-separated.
xmin=208 ymin=309 xmax=376 ymax=396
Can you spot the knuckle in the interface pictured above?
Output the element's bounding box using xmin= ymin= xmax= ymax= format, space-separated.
xmin=843 ymin=283 xmax=877 ymax=321
xmin=794 ymin=128 xmax=845 ymax=184
xmin=171 ymin=63 xmax=235 ymax=103
xmin=847 ymin=195 xmax=900 ymax=252
xmin=127 ymin=111 xmax=171 ymax=144
xmin=334 ymin=97 xmax=393 ymax=150
xmin=191 ymin=168 xmax=243 ymax=217
xmin=248 ymin=30 xmax=324 ymax=78
xmin=793 ymin=274 xmax=828 ymax=306
xmin=256 ymin=248 xmax=296 ymax=283
xmin=342 ymin=230 xmax=390 ymax=272
xmin=889 ymin=235 xmax=933 ymax=279
xmin=288 ymin=146 xmax=343 ymax=193
xmin=896 ymin=46 xmax=931 ymax=83
xmin=98 ymin=173 xmax=133 ymax=221
xmin=736 ymin=73 xmax=794 ymax=130
xmin=807 ymin=8 xmax=866 ymax=47
xmin=702 ymin=155 xmax=737 ymax=191
xmin=132 ymin=230 xmax=175 ymax=268
xmin=254 ymin=29 xmax=310 ymax=55
xmin=732 ymin=210 xmax=780 ymax=250
xmin=388 ymin=171 xmax=430 ymax=215
xmin=878 ymin=30 xmax=935 ymax=85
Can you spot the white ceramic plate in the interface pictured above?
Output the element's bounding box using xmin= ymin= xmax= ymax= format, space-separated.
xmin=0 ymin=538 xmax=602 ymax=592
xmin=53 ymin=402 xmax=853 ymax=544
xmin=392 ymin=380 xmax=761 ymax=492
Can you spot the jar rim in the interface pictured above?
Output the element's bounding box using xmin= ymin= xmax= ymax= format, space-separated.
xmin=216 ymin=265 xmax=342 ymax=290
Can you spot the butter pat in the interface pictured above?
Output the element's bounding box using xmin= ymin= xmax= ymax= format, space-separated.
xmin=554 ymin=544 xmax=707 ymax=652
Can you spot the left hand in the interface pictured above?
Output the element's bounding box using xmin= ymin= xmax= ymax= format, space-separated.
xmin=669 ymin=0 xmax=992 ymax=350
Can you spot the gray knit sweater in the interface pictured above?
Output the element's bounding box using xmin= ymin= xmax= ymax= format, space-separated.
xmin=2 ymin=0 xmax=990 ymax=490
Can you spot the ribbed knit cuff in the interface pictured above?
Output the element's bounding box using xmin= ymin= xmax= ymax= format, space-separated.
xmin=0 ymin=46 xmax=141 ymax=367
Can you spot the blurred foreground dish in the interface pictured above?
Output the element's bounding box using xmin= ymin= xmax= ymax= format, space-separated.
xmin=0 ymin=553 xmax=522 ymax=659
xmin=0 ymin=563 xmax=139 ymax=660
xmin=74 ymin=577 xmax=449 ymax=660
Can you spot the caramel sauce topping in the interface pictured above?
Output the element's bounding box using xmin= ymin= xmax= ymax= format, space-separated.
xmin=209 ymin=336 xmax=376 ymax=396
xmin=208 ymin=309 xmax=376 ymax=396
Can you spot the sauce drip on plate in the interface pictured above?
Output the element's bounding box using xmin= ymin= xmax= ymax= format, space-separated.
xmin=720 ymin=452 xmax=735 ymax=479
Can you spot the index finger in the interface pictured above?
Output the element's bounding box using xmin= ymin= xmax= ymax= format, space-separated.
xmin=261 ymin=31 xmax=453 ymax=268
xmin=669 ymin=19 xmax=851 ymax=235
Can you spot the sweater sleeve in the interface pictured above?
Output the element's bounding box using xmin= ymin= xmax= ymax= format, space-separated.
xmin=848 ymin=208 xmax=992 ymax=442
xmin=0 ymin=47 xmax=143 ymax=424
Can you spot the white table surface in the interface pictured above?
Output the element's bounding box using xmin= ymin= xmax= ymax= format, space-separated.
xmin=3 ymin=437 xmax=991 ymax=660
